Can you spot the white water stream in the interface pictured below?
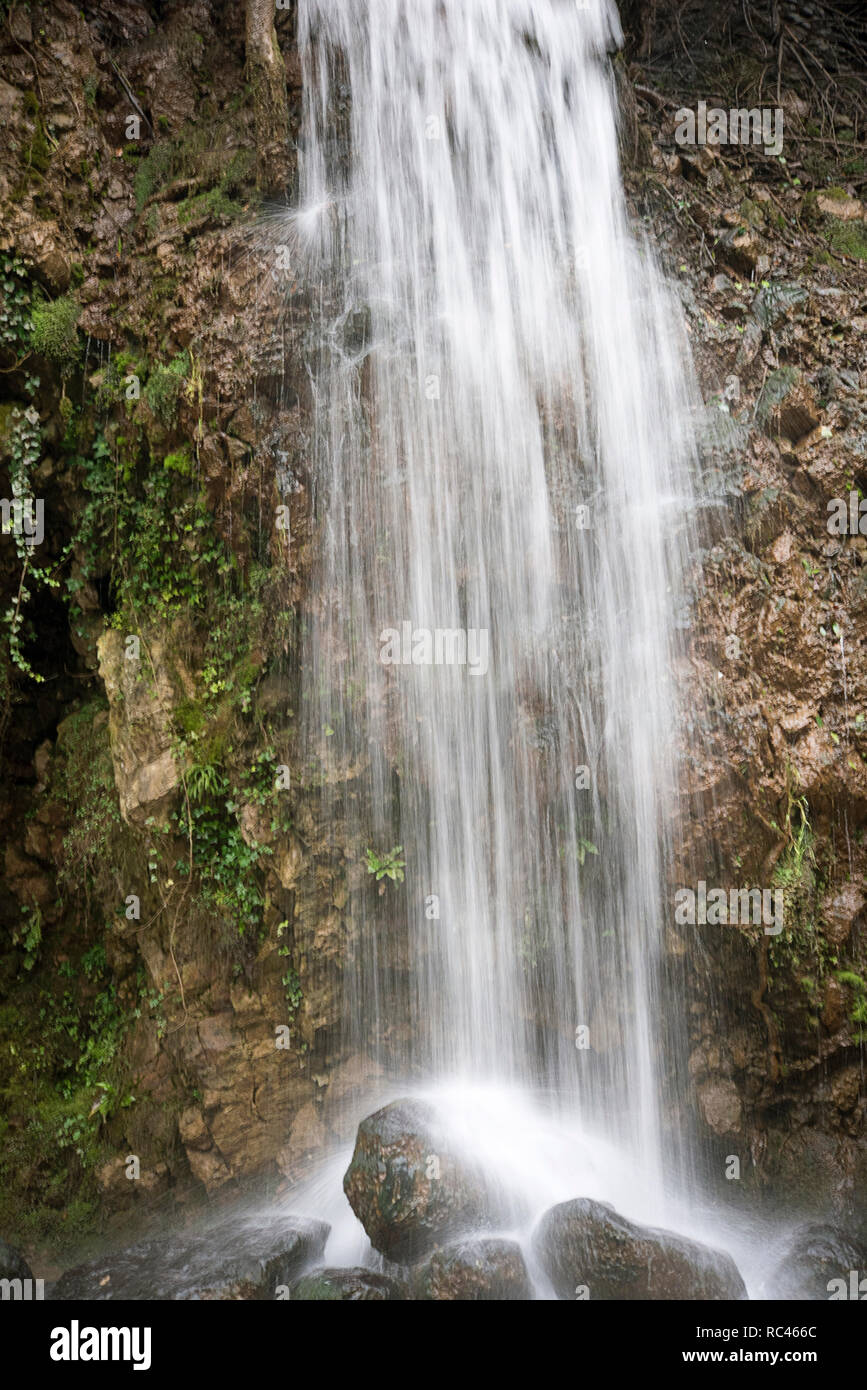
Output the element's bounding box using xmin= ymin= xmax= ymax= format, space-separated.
xmin=284 ymin=0 xmax=761 ymax=1292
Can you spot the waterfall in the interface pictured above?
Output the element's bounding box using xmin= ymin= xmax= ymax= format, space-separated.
xmin=294 ymin=0 xmax=702 ymax=1236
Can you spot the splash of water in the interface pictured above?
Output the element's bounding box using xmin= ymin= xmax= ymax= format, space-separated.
xmin=293 ymin=0 xmax=704 ymax=1247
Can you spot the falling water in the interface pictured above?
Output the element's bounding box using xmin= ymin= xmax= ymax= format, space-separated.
xmin=292 ymin=0 xmax=706 ymax=1250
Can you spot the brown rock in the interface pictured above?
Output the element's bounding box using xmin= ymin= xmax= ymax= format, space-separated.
xmin=822 ymin=978 xmax=846 ymax=1033
xmin=830 ymin=1067 xmax=861 ymax=1113
xmin=185 ymin=1146 xmax=233 ymax=1191
xmin=815 ymin=192 xmax=863 ymax=221
xmin=697 ymin=1078 xmax=742 ymax=1135
xmin=178 ymin=1107 xmax=212 ymax=1152
xmin=97 ymin=629 xmax=188 ymax=825
xmin=821 ymin=883 xmax=865 ymax=947
xmin=17 ymin=220 xmax=71 ymax=290
xmin=276 ymin=1101 xmax=328 ymax=1174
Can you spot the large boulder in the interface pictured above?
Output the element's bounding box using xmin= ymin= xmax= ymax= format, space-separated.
xmin=412 ymin=1237 xmax=532 ymax=1301
xmin=288 ymin=1267 xmax=402 ymax=1301
xmin=0 ymin=1240 xmax=34 ymax=1284
xmin=764 ymin=1224 xmax=866 ymax=1301
xmin=343 ymin=1098 xmax=494 ymax=1263
xmin=533 ymin=1199 xmax=747 ymax=1301
xmin=52 ymin=1213 xmax=329 ymax=1301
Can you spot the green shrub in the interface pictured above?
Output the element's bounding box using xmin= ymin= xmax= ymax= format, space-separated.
xmin=143 ymin=352 xmax=189 ymax=425
xmin=30 ymin=293 xmax=82 ymax=373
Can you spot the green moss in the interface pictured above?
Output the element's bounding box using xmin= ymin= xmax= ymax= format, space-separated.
xmin=177 ymin=186 xmax=244 ymax=227
xmin=738 ymin=197 xmax=765 ymax=230
xmin=133 ymin=125 xmax=255 ymax=214
xmin=30 ymin=293 xmax=82 ymax=373
xmin=142 ymin=351 xmax=189 ymax=425
xmin=0 ymin=902 xmax=136 ymax=1256
xmin=828 ymin=220 xmax=867 ymax=261
xmin=163 ymin=445 xmax=193 ymax=476
xmin=134 ymin=141 xmax=175 ymax=210
xmin=21 ymin=92 xmax=52 ymax=177
xmin=175 ymin=699 xmax=206 ymax=736
xmin=52 ymin=701 xmax=125 ymax=903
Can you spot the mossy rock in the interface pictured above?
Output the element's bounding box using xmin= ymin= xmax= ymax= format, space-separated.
xmin=342 ymin=1098 xmax=497 ymax=1264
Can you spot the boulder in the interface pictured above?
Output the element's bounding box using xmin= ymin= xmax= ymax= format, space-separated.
xmin=52 ymin=1213 xmax=328 ymax=1301
xmin=288 ymin=1267 xmax=401 ymax=1301
xmin=533 ymin=1198 xmax=747 ymax=1300
xmin=765 ymin=1224 xmax=866 ymax=1301
xmin=412 ymin=1237 xmax=532 ymax=1301
xmin=0 ymin=1240 xmax=34 ymax=1283
xmin=343 ymin=1098 xmax=494 ymax=1263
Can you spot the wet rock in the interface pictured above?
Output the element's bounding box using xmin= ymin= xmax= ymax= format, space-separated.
xmin=276 ymin=1100 xmax=329 ymax=1174
xmin=821 ymin=977 xmax=846 ymax=1034
xmin=533 ymin=1198 xmax=747 ymax=1300
xmin=412 ymin=1237 xmax=532 ymax=1301
xmin=829 ymin=1067 xmax=860 ymax=1114
xmin=288 ymin=1267 xmax=401 ymax=1301
xmin=820 ymin=883 xmax=865 ymax=948
xmin=756 ymin=367 xmax=819 ymax=444
xmin=52 ymin=1213 xmax=329 ymax=1301
xmin=0 ymin=1239 xmax=33 ymax=1283
xmin=343 ymin=1098 xmax=494 ymax=1263
xmin=768 ymin=1128 xmax=849 ymax=1216
xmin=764 ymin=1224 xmax=866 ymax=1300
xmin=697 ymin=1078 xmax=742 ymax=1136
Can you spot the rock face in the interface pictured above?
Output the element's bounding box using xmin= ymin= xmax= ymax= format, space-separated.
xmin=97 ymin=630 xmax=184 ymax=826
xmin=412 ymin=1237 xmax=532 ymax=1301
xmin=343 ymin=1099 xmax=494 ymax=1263
xmin=533 ymin=1199 xmax=747 ymax=1301
xmin=288 ymin=1267 xmax=401 ymax=1301
xmin=52 ymin=1213 xmax=329 ymax=1301
xmin=765 ymin=1224 xmax=866 ymax=1301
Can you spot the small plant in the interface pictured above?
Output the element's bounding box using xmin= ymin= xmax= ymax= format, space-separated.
xmin=143 ymin=352 xmax=189 ymax=425
xmin=0 ymin=255 xmax=32 ymax=354
xmin=276 ymin=921 xmax=303 ymax=1021
xmin=174 ymin=769 xmax=270 ymax=938
xmin=835 ymin=971 xmax=867 ymax=1042
xmin=186 ymin=761 xmax=222 ymax=803
xmin=12 ymin=904 xmax=42 ymax=970
xmin=365 ymin=845 xmax=405 ymax=885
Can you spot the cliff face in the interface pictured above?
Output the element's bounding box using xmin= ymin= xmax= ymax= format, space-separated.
xmin=0 ymin=0 xmax=864 ymax=1269
xmin=0 ymin=0 xmax=363 ymax=1262
xmin=622 ymin=0 xmax=867 ymax=1232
